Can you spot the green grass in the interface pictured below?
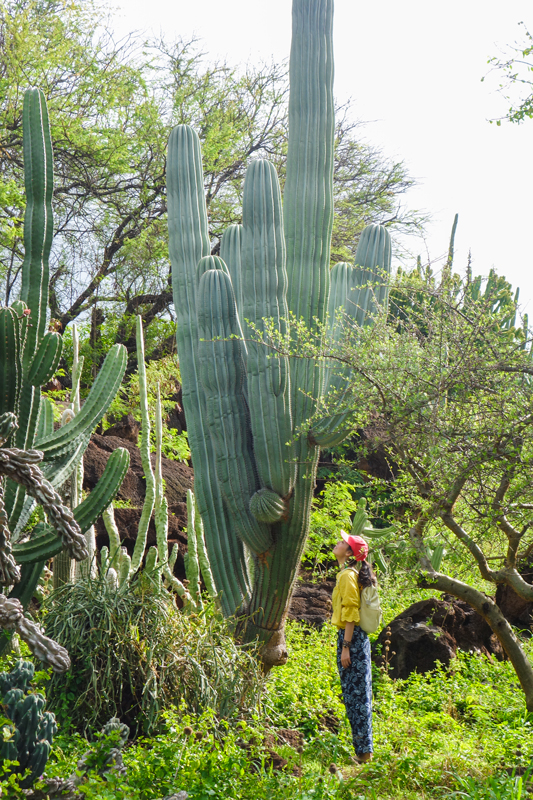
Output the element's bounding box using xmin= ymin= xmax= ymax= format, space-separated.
xmin=4 ymin=577 xmax=533 ymax=799
xmin=27 ymin=615 xmax=532 ymax=799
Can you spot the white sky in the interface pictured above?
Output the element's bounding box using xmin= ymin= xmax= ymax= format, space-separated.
xmin=113 ymin=0 xmax=533 ymax=310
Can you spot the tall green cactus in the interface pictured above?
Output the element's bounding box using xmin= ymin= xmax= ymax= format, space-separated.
xmin=0 ymin=89 xmax=128 ymax=626
xmin=167 ymin=0 xmax=391 ymax=664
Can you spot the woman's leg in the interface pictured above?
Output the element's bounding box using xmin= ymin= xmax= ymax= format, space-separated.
xmin=337 ymin=626 xmax=373 ymax=756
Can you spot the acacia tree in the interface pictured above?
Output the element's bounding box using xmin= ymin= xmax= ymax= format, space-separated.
xmin=308 ymin=268 xmax=533 ymax=707
xmin=0 ymin=0 xmax=422 ymax=355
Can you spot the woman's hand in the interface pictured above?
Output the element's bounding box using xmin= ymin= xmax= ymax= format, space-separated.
xmin=341 ymin=622 xmax=355 ymax=668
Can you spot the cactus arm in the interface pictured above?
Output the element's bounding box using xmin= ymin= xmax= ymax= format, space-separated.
xmin=71 ymin=324 xmax=83 ymax=415
xmin=74 ymin=525 xmax=96 ymax=581
xmin=27 ymin=332 xmax=62 ymax=387
xmin=241 ymin=159 xmax=294 ymax=499
xmin=192 ymin=491 xmax=217 ymax=599
xmin=197 ymin=268 xmax=272 ymax=555
xmin=75 ymin=447 xmax=129 ymax=533
xmin=167 ymin=124 xmax=251 ymax=613
xmin=310 ymin=225 xmax=392 ymax=446
xmin=36 ymin=397 xmax=54 ymax=441
xmin=350 ymin=224 xmax=392 ymax=326
xmin=20 ymin=89 xmax=53 ymax=354
xmin=243 ymin=0 xmax=336 ymax=663
xmin=285 ymin=0 xmax=334 ymax=326
xmin=185 ymin=489 xmax=202 ymax=607
xmin=220 ymin=223 xmax=244 ymax=320
xmin=7 ymin=561 xmax=45 ymax=611
xmin=103 ymin=505 xmax=121 ymax=565
xmin=168 ymin=542 xmax=178 ymax=571
xmin=129 ymin=317 xmax=155 ymax=574
xmin=0 ymin=309 xmax=22 ymax=419
xmin=154 ymin=385 xmax=190 ymax=601
xmin=284 ymin=0 xmax=334 ymax=432
xmin=35 ymin=344 xmax=127 ymax=458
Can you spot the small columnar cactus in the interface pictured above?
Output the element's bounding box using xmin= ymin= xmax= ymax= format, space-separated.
xmin=101 ymin=317 xmax=216 ymax=605
xmin=0 ymin=660 xmax=58 ymax=788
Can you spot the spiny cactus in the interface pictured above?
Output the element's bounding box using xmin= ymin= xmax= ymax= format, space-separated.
xmin=71 ymin=717 xmax=129 ymax=785
xmin=0 ymin=660 xmax=58 ymax=788
xmin=166 ymin=0 xmax=391 ymax=663
xmin=0 ymin=89 xmax=129 ymax=634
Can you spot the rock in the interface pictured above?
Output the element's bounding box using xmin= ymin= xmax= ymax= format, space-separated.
xmin=372 ymin=595 xmax=504 ymax=679
xmin=244 ymin=734 xmax=301 ymax=776
xmin=166 ymin=387 xmax=187 ymax=434
xmin=496 ymin=562 xmax=533 ymax=630
xmin=287 ymin=578 xmax=335 ymax=627
xmin=103 ymin=413 xmax=141 ymax=444
xmin=83 ymin=434 xmax=194 ymax=578
xmin=274 ymin=728 xmax=304 ymax=749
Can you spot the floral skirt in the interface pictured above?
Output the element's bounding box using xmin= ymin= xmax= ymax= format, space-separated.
xmin=337 ymin=626 xmax=373 ymax=755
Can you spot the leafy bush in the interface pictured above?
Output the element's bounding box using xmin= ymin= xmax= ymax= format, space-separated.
xmin=42 ymin=572 xmax=265 ymax=735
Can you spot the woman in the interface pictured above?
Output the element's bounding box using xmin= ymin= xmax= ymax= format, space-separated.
xmin=331 ymin=530 xmax=376 ymax=764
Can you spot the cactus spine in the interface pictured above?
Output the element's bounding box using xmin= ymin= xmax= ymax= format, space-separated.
xmin=167 ymin=0 xmax=391 ymax=663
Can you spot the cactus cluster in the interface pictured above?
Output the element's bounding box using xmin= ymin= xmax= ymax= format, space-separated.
xmin=0 ymin=660 xmax=58 ymax=788
xmin=101 ymin=317 xmax=216 ymax=605
xmin=166 ymin=0 xmax=391 ymax=661
xmin=0 ymin=88 xmax=129 ymax=645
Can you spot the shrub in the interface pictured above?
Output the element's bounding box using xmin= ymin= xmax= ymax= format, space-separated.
xmin=42 ymin=571 xmax=265 ymax=735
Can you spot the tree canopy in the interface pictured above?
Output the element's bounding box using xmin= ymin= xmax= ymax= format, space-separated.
xmin=0 ymin=0 xmax=423 ymax=358
xmin=273 ymin=262 xmax=533 ymax=707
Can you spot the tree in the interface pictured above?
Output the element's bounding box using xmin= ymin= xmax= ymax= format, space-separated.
xmin=485 ymin=21 xmax=533 ymax=124
xmin=0 ymin=0 xmax=423 ymax=361
xmin=310 ymin=266 xmax=533 ymax=708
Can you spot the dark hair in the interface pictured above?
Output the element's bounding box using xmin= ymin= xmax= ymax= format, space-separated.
xmin=357 ymin=559 xmax=377 ymax=589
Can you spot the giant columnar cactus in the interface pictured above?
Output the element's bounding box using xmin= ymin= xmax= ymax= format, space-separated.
xmin=0 ymin=89 xmax=128 ymax=640
xmin=167 ymin=0 xmax=391 ymax=664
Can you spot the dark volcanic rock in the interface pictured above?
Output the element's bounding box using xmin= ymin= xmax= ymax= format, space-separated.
xmin=84 ymin=434 xmax=193 ymax=506
xmin=83 ymin=433 xmax=193 ymax=577
xmin=496 ymin=562 xmax=533 ymax=630
xmin=373 ymin=595 xmax=504 ymax=679
xmin=288 ymin=578 xmax=335 ymax=627
xmin=103 ymin=413 xmax=141 ymax=444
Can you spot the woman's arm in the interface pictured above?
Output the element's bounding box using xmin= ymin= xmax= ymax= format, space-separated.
xmin=341 ymin=621 xmax=355 ymax=667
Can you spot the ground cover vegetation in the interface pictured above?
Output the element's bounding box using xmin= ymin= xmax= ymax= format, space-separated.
xmin=2 ymin=583 xmax=533 ymax=799
xmin=2 ymin=0 xmax=533 ymax=797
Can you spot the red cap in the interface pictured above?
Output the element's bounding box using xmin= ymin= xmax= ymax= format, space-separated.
xmin=340 ymin=530 xmax=369 ymax=561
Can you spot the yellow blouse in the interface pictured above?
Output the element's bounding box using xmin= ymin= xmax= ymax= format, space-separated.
xmin=331 ymin=567 xmax=360 ymax=628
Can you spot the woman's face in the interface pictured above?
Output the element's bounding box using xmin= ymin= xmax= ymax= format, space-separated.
xmin=332 ymin=540 xmax=352 ymax=559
